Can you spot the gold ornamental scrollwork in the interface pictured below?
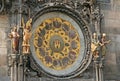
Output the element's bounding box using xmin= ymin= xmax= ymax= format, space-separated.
xmin=33 ymin=17 xmax=80 ymax=70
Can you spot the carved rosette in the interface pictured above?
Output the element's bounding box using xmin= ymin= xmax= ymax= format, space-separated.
xmin=30 ymin=6 xmax=92 ymax=79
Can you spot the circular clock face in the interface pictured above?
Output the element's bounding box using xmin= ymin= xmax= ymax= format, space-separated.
xmin=30 ymin=8 xmax=91 ymax=78
xmin=33 ymin=17 xmax=80 ymax=70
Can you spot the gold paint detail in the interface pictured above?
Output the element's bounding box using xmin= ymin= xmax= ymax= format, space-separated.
xmin=33 ymin=18 xmax=80 ymax=70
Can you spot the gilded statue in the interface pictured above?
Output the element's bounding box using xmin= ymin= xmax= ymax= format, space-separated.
xmin=91 ymin=33 xmax=111 ymax=60
xmin=26 ymin=18 xmax=32 ymax=30
xmin=100 ymin=33 xmax=111 ymax=58
xmin=22 ymin=18 xmax=32 ymax=54
xmin=9 ymin=26 xmax=19 ymax=53
xmin=91 ymin=33 xmax=100 ymax=59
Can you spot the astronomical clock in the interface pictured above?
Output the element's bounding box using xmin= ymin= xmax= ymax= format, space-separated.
xmin=30 ymin=6 xmax=92 ymax=79
xmin=5 ymin=0 xmax=106 ymax=81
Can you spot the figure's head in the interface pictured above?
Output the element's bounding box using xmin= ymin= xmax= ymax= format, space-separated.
xmin=93 ymin=33 xmax=97 ymax=38
xmin=13 ymin=26 xmax=17 ymax=32
xmin=102 ymin=33 xmax=106 ymax=37
xmin=29 ymin=18 xmax=32 ymax=23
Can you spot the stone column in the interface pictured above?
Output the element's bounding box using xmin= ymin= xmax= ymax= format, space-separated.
xmin=94 ymin=61 xmax=99 ymax=81
xmin=11 ymin=65 xmax=14 ymax=81
xmin=23 ymin=54 xmax=29 ymax=81
xmin=18 ymin=55 xmax=24 ymax=81
xmin=18 ymin=0 xmax=24 ymax=81
xmin=14 ymin=61 xmax=17 ymax=81
xmin=99 ymin=67 xmax=102 ymax=81
xmin=98 ymin=61 xmax=104 ymax=81
xmin=11 ymin=54 xmax=18 ymax=81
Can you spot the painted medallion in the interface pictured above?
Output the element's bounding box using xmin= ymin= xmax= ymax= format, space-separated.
xmin=33 ymin=17 xmax=80 ymax=70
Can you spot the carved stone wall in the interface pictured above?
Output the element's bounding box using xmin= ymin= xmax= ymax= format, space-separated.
xmin=99 ymin=0 xmax=120 ymax=80
xmin=0 ymin=0 xmax=120 ymax=81
xmin=0 ymin=15 xmax=10 ymax=81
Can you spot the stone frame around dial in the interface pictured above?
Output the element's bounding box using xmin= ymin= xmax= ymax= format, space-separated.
xmin=30 ymin=6 xmax=92 ymax=79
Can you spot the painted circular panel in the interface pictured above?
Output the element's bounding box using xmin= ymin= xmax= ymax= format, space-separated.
xmin=34 ymin=17 xmax=80 ymax=70
xmin=30 ymin=6 xmax=91 ymax=78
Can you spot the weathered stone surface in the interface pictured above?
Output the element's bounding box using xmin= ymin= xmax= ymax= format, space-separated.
xmin=0 ymin=15 xmax=9 ymax=80
xmin=100 ymin=0 xmax=120 ymax=80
